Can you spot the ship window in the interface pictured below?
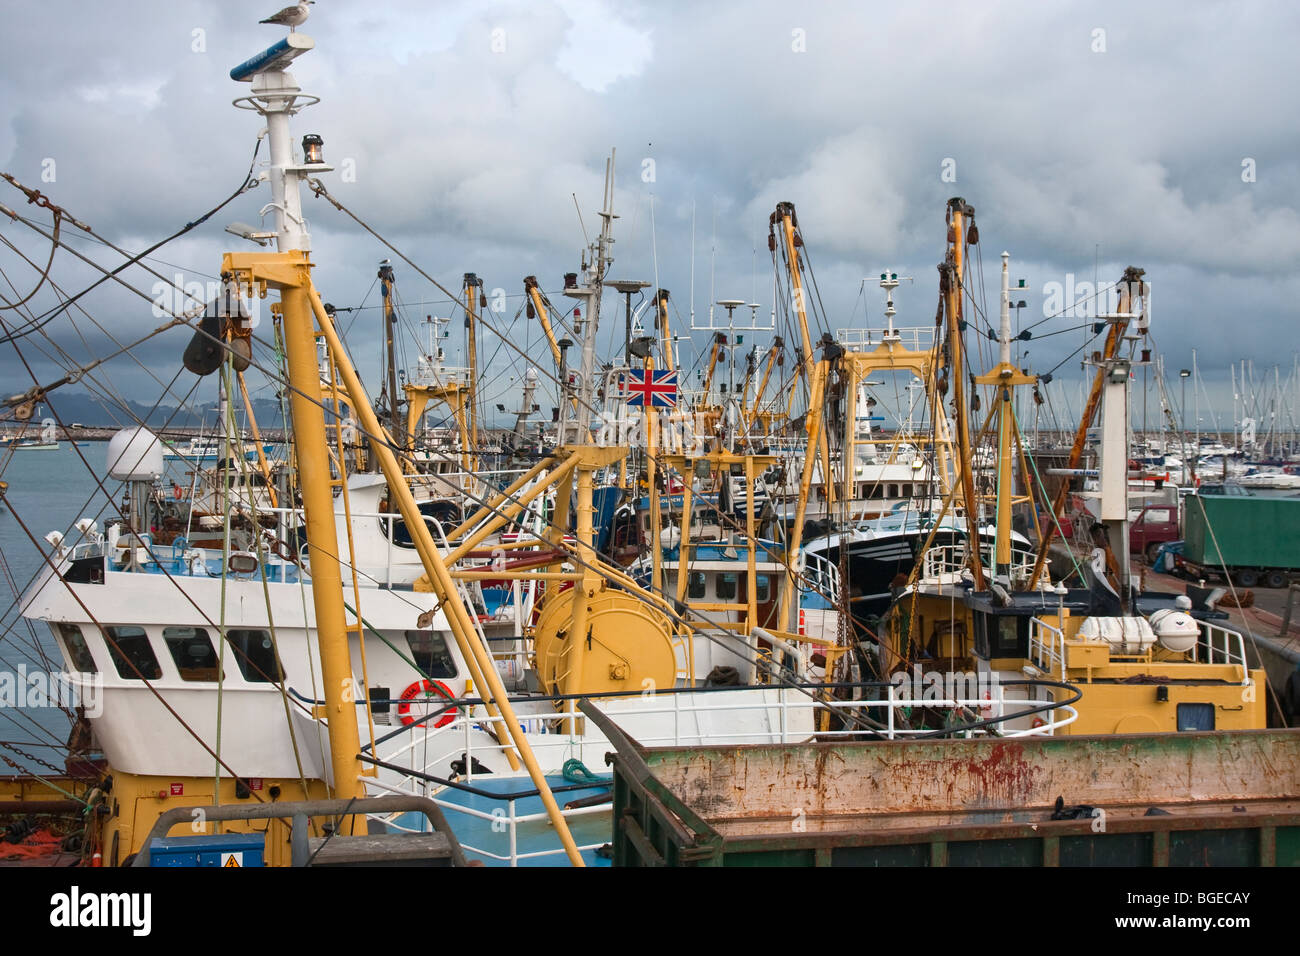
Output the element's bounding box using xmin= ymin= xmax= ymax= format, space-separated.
xmin=611 ymin=513 xmax=638 ymax=551
xmin=104 ymin=626 xmax=162 ymax=680
xmin=688 ymin=572 xmax=707 ymax=599
xmin=973 ymin=614 xmax=990 ymax=658
xmin=754 ymin=574 xmax=771 ymax=604
xmin=717 ymin=573 xmax=738 ymax=600
xmin=1176 ymin=703 xmax=1215 ymax=732
xmin=53 ymin=623 xmax=97 ymax=674
xmin=225 ymin=629 xmax=284 ymax=683
xmin=404 ymin=630 xmax=458 ymax=679
xmin=990 ymin=614 xmax=1024 ymax=657
xmin=163 ymin=627 xmax=222 ymax=682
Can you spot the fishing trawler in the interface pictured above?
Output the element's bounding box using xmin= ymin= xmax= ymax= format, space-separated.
xmin=8 ymin=23 xmax=1092 ymax=870
xmin=875 ymin=221 xmax=1267 ymax=735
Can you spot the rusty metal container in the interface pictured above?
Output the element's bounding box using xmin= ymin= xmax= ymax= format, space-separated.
xmin=583 ymin=702 xmax=1300 ymax=867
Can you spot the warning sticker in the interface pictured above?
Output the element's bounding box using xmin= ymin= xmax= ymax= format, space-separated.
xmin=221 ymin=852 xmax=243 ymax=868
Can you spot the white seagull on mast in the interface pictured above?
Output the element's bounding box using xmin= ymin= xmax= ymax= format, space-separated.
xmin=260 ymin=0 xmax=314 ymax=32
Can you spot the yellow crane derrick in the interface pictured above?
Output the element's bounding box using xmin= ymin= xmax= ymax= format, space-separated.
xmin=745 ymin=336 xmax=782 ymax=433
xmin=221 ymin=248 xmax=587 ymax=866
xmin=524 ymin=275 xmax=563 ymax=372
xmin=402 ymin=380 xmax=472 ymax=475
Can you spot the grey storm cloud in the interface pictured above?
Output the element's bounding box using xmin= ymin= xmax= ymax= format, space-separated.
xmin=1 ymin=0 xmax=1297 ymax=423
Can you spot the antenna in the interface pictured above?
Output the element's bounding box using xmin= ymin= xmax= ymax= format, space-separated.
xmin=708 ymin=200 xmax=716 ymax=328
xmin=649 ymin=194 xmax=660 ymax=298
xmin=573 ymin=193 xmax=590 ymax=247
xmin=873 ymin=269 xmax=912 ymax=342
xmin=689 ymin=199 xmax=696 ymax=328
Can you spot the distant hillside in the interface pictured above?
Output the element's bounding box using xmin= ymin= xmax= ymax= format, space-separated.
xmin=35 ymin=390 xmax=286 ymax=431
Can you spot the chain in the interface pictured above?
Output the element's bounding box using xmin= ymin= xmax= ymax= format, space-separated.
xmin=0 ymin=742 xmax=66 ymax=777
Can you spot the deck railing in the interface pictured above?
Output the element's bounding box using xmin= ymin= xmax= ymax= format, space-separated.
xmin=358 ymin=679 xmax=1078 ymax=865
xmin=921 ymin=542 xmax=1038 ymax=583
xmin=1031 ymin=615 xmax=1252 ymax=686
xmin=835 ymin=327 xmax=935 ymax=352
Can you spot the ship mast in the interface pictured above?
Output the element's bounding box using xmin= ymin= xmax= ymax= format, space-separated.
xmin=562 ymin=150 xmax=617 ymax=444
xmin=225 ymin=32 xmax=586 ymax=863
xmin=378 ymin=260 xmax=406 ymax=463
xmin=942 ymin=198 xmax=985 ymax=589
xmin=972 ymin=252 xmax=1037 ymax=581
xmin=462 ymin=272 xmax=483 ymax=472
xmin=228 ymin=35 xmax=365 ymax=801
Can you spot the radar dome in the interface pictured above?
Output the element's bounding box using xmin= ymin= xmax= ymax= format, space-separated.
xmin=106 ymin=427 xmax=164 ymax=481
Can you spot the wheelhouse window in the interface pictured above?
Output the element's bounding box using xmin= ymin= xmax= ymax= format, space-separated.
xmin=225 ymin=628 xmax=284 ymax=683
xmin=163 ymin=627 xmax=223 ymax=682
xmin=754 ymin=574 xmax=772 ymax=604
xmin=688 ymin=572 xmax=707 ymax=599
xmin=53 ymin=623 xmax=97 ymax=674
xmin=104 ymin=626 xmax=162 ymax=680
xmin=991 ymin=615 xmax=1024 ymax=657
xmin=404 ymin=630 xmax=458 ymax=679
xmin=717 ymin=573 xmax=738 ymax=600
xmin=610 ymin=513 xmax=639 ymax=552
xmin=973 ymin=612 xmax=1024 ymax=658
xmin=1177 ymin=703 xmax=1215 ymax=731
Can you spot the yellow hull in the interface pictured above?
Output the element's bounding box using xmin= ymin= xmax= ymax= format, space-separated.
xmin=92 ymin=770 xmax=330 ymax=867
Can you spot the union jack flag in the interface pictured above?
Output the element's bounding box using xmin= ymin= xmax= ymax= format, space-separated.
xmin=624 ymin=369 xmax=678 ymax=408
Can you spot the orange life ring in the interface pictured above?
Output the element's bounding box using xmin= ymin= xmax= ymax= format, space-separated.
xmin=173 ymin=483 xmax=184 ymax=501
xmin=396 ymin=679 xmax=458 ymax=729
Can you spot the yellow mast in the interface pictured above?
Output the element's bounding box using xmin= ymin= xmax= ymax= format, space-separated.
xmin=772 ymin=202 xmax=833 ymax=506
xmin=972 ymin=251 xmax=1036 ymax=579
xmin=224 ymin=251 xmax=367 ymax=805
xmin=746 ymin=336 xmax=781 ymax=431
xmin=942 ymin=197 xmax=984 ymax=589
xmin=524 ymin=276 xmax=563 ymax=372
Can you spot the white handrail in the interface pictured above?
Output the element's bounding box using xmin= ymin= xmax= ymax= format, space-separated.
xmin=835 ymin=327 xmax=935 ymax=351
xmin=378 ymin=685 xmax=1078 ymax=774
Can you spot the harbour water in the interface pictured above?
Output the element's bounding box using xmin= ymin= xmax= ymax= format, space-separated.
xmin=0 ymin=444 xmax=112 ymax=775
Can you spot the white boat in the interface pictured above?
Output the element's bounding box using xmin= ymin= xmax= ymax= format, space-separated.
xmin=11 ymin=419 xmax=60 ymax=450
xmin=163 ymin=435 xmax=272 ymax=462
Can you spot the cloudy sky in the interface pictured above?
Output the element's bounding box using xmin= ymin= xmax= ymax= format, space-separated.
xmin=1 ymin=0 xmax=1297 ymax=435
